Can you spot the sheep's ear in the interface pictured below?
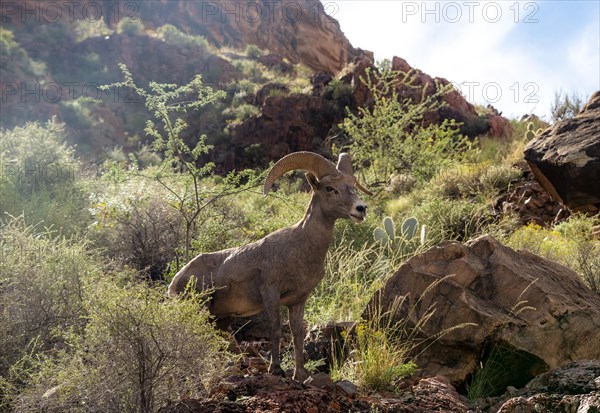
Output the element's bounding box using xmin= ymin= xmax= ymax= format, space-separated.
xmin=305 ymin=172 xmax=320 ymax=191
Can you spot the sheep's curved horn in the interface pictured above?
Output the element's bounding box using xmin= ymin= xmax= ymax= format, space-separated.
xmin=263 ymin=151 xmax=338 ymax=195
xmin=356 ymin=181 xmax=373 ymax=196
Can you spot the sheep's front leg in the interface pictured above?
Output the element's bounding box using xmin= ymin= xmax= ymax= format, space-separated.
xmin=289 ymin=302 xmax=308 ymax=381
xmin=260 ymin=286 xmax=284 ymax=376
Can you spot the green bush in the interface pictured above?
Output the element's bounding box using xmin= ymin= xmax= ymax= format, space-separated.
xmin=323 ymin=79 xmax=354 ymax=108
xmin=429 ymin=162 xmax=521 ymax=202
xmin=341 ymin=68 xmax=477 ymax=186
xmin=245 ymin=44 xmax=264 ymax=59
xmin=116 ymin=17 xmax=144 ymax=36
xmin=331 ymin=321 xmax=416 ymax=393
xmin=0 ymin=120 xmax=91 ymax=235
xmin=305 ymin=239 xmax=382 ymax=325
xmin=73 ymin=19 xmax=112 ymax=42
xmin=156 ymin=24 xmax=210 ymax=53
xmin=222 ymin=103 xmax=260 ymax=127
xmin=0 ymin=28 xmax=47 ymax=79
xmin=232 ymin=59 xmax=272 ymax=83
xmin=16 ymin=280 xmax=231 ymax=413
xmin=505 ymin=216 xmax=600 ymax=292
xmin=550 ymin=90 xmax=584 ymax=123
xmin=409 ymin=193 xmax=494 ymax=244
xmin=89 ymin=175 xmax=183 ymax=280
xmin=0 ymin=217 xmax=103 ymax=410
xmin=331 ymin=276 xmax=474 ymax=393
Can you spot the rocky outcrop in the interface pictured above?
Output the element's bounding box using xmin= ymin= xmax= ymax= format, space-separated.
xmin=228 ymin=94 xmax=343 ymax=169
xmin=158 ymin=373 xmax=374 ymax=413
xmin=139 ymin=0 xmax=359 ymax=74
xmin=349 ymin=56 xmax=504 ymax=139
xmin=365 ymin=235 xmax=600 ymax=391
xmin=156 ymin=359 xmax=600 ymax=412
xmin=391 ymin=57 xmax=482 ymax=131
xmin=524 ymin=91 xmax=600 ymax=213
xmin=491 ymin=360 xmax=600 ymax=412
xmin=382 ymin=376 xmax=470 ymax=412
xmin=157 ymin=372 xmax=471 ymax=412
xmin=2 ymin=1 xmax=359 ymax=74
xmin=495 ymin=163 xmax=569 ymax=226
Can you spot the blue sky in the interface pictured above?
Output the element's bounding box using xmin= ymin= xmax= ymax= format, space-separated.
xmin=333 ymin=1 xmax=600 ymax=119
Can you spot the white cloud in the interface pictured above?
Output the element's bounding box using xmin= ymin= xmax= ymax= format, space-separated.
xmin=566 ymin=22 xmax=600 ymax=93
xmin=334 ymin=0 xmax=599 ymax=119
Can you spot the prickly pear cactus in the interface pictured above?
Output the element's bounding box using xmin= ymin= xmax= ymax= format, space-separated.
xmin=525 ymin=122 xmax=543 ymax=141
xmin=374 ymin=216 xmax=423 ymax=246
xmin=401 ymin=217 xmax=418 ymax=241
xmin=383 ymin=216 xmax=395 ymax=239
xmin=374 ymin=216 xmax=395 ymax=246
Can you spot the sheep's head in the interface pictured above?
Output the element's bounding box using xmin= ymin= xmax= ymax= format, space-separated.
xmin=263 ymin=152 xmax=371 ymax=223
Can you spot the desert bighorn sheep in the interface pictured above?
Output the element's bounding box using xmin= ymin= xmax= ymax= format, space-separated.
xmin=168 ymin=151 xmax=370 ymax=381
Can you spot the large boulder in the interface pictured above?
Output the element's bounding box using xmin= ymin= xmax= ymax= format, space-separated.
xmin=365 ymin=236 xmax=600 ymax=390
xmin=524 ymin=91 xmax=600 ymax=213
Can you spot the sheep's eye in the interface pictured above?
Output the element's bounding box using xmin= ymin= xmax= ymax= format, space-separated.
xmin=325 ymin=186 xmax=335 ymax=193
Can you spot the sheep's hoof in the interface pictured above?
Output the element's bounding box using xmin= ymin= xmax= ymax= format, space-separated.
xmin=293 ymin=368 xmax=308 ymax=382
xmin=269 ymin=365 xmax=285 ymax=377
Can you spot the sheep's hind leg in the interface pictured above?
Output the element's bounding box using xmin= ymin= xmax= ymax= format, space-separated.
xmin=260 ymin=287 xmax=284 ymax=376
xmin=215 ymin=316 xmax=233 ymax=331
xmin=289 ymin=302 xmax=308 ymax=382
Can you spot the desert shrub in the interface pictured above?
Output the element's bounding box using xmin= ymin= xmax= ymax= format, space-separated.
xmin=388 ymin=162 xmax=520 ymax=244
xmin=323 ymin=78 xmax=354 ymax=109
xmin=222 ymin=103 xmax=260 ymax=127
xmin=73 ymin=18 xmax=112 ymax=42
xmin=288 ymin=78 xmax=312 ymax=95
xmin=0 ymin=28 xmax=46 ymax=78
xmin=156 ymin=24 xmax=210 ymax=53
xmin=476 ymin=135 xmax=512 ymax=163
xmin=116 ymin=17 xmax=144 ymax=36
xmin=245 ymin=44 xmax=263 ymax=59
xmin=331 ymin=321 xmax=416 ymax=393
xmin=0 ymin=120 xmax=91 ymax=236
xmin=550 ymin=90 xmax=584 ymax=122
xmin=101 ymin=64 xmax=260 ymax=265
xmin=556 ymin=217 xmax=600 ymax=293
xmin=506 ymin=216 xmax=600 ymax=292
xmin=0 ymin=217 xmax=103 ymax=410
xmin=89 ymin=174 xmax=183 ymax=280
xmin=0 ymin=217 xmax=99 ymax=368
xmin=229 ymin=79 xmax=259 ymax=103
xmin=305 ymin=239 xmax=382 ymax=325
xmin=16 ymin=280 xmax=231 ymax=413
xmin=341 ymin=68 xmax=476 ymax=187
xmin=233 ymin=59 xmax=272 ymax=83
xmin=306 ymin=215 xmax=423 ymax=326
xmin=429 ymin=162 xmax=521 ymax=202
xmin=59 ymin=97 xmax=99 ymax=130
xmin=408 ymin=193 xmax=494 ymax=244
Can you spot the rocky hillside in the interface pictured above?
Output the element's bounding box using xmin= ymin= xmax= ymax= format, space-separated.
xmin=3 ymin=0 xmax=358 ymax=74
xmin=1 ymin=0 xmax=504 ymax=170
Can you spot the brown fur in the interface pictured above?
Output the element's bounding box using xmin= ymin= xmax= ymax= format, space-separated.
xmin=168 ymin=155 xmax=367 ymax=381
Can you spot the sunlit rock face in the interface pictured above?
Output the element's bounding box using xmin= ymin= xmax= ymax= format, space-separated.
xmin=365 ymin=235 xmax=600 ymax=388
xmin=525 ymin=91 xmax=600 ymax=213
